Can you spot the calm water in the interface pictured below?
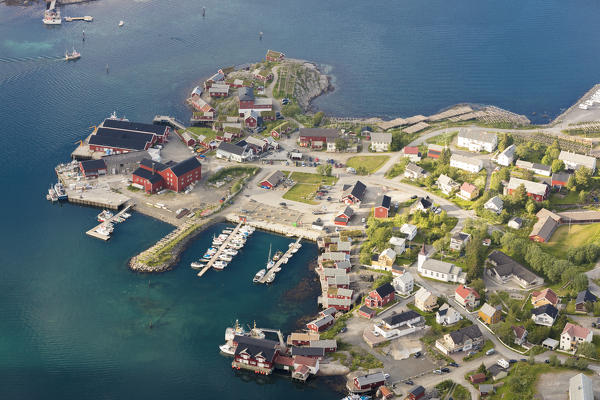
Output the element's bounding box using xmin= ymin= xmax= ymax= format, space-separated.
xmin=1 ymin=0 xmax=600 ymax=398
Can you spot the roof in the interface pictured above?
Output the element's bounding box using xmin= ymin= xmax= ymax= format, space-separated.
xmin=559 ymin=151 xmax=596 ymax=170
xmin=140 ymin=158 xmax=168 ymax=171
xmin=293 ymin=355 xmax=318 ymax=367
xmin=80 ymin=159 xmax=106 ymax=171
xmin=509 ymin=217 xmax=523 ymax=225
xmin=512 ymin=325 xmax=527 ymax=339
xmin=499 ymin=144 xmax=516 ymax=158
xmin=479 ymin=384 xmax=494 ymax=393
xmin=246 ymin=136 xmax=267 ymax=147
xmin=373 ymin=283 xmax=395 ymax=298
xmin=576 ymin=289 xmax=597 ymax=304
xmin=380 ymin=248 xmax=396 ymax=260
xmin=238 ymin=86 xmax=254 ymax=101
xmin=401 ymin=223 xmax=417 ymax=233
xmin=487 ymin=250 xmax=540 ymax=284
xmin=89 ymin=129 xmax=153 ymax=151
xmin=308 ymin=314 xmax=334 ymax=327
xmin=532 ymin=288 xmax=559 ymax=306
xmin=335 ymin=260 xmax=352 ymax=270
xmin=415 ymin=287 xmax=434 ymax=303
xmin=355 ymin=372 xmax=386 ymax=387
xmin=562 ymin=322 xmax=591 ymax=340
xmin=359 ymin=305 xmax=375 ymax=315
xmin=389 ymin=236 xmax=406 ymax=247
xmin=343 ymin=181 xmax=366 ymax=202
xmin=382 ymin=310 xmax=421 ymax=326
xmin=102 ymin=119 xmax=169 ymax=136
xmin=403 ymin=146 xmax=420 ymax=154
xmin=262 ymin=170 xmax=285 ymax=185
xmin=542 ymin=337 xmax=559 ymax=347
xmin=569 ymin=373 xmax=594 ymax=400
xmin=452 ymin=232 xmax=471 ymax=243
xmin=559 ymin=210 xmax=600 ymax=223
xmin=233 ymin=335 xmax=279 ymax=361
xmin=168 ymin=157 xmax=201 ymax=177
xmin=552 ymin=171 xmax=571 ymax=183
xmin=506 ymin=177 xmax=548 ymax=196
xmin=132 ymin=167 xmax=163 ymax=183
xmin=458 ymin=130 xmax=497 ymax=144
xmin=421 ymin=258 xmax=459 ymax=275
xmin=291 ymin=346 xmax=325 ymax=357
xmin=532 ymin=163 xmax=552 ymax=173
xmin=375 ymin=195 xmax=391 ymax=209
xmin=218 ymin=141 xmax=246 ymax=156
xmin=409 ymin=385 xmax=425 ymax=396
xmin=455 ymin=284 xmax=480 ymax=300
xmin=405 ymin=163 xmax=425 ymax=175
xmin=309 ymin=339 xmax=337 ymax=349
xmin=209 ymin=83 xmax=229 ymax=93
xmin=393 ymin=271 xmax=413 ymax=284
xmin=416 ymin=197 xmax=433 ymax=209
xmin=485 ymin=196 xmax=504 ymax=210
xmin=450 ymin=153 xmax=484 ymax=168
xmin=370 ymin=132 xmax=392 ymax=144
xmin=437 ymin=174 xmax=458 ymax=188
xmin=274 ymin=354 xmax=295 ymax=367
xmin=299 ymin=128 xmax=339 ymax=139
xmin=470 ymin=373 xmax=486 ymax=382
xmin=530 ymin=208 xmax=561 ymax=241
xmin=479 ymin=303 xmax=499 ymax=318
xmin=448 ymin=324 xmax=483 ymax=345
xmin=266 ymin=49 xmax=284 ymax=58
xmin=428 ymin=143 xmax=444 ymax=152
xmin=338 ymin=206 xmax=354 ymax=218
xmin=287 ymin=332 xmax=320 ymax=343
xmin=531 ymin=304 xmax=558 ymax=319
xmin=460 ymin=182 xmax=478 ymax=194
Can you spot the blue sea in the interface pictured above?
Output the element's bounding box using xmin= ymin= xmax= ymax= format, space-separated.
xmin=1 ymin=0 xmax=600 ymax=398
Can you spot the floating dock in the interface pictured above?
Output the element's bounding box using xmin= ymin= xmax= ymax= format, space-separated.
xmin=257 ymin=236 xmax=302 ymax=284
xmin=197 ymin=220 xmax=244 ymax=277
xmin=86 ymin=204 xmax=133 ymax=240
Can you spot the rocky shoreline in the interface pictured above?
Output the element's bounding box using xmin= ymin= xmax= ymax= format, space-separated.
xmin=285 ymin=58 xmax=334 ymax=112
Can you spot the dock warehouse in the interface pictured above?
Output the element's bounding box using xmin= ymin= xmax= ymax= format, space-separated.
xmin=79 ymin=159 xmax=107 ymax=178
xmin=89 ymin=127 xmax=156 ymax=154
xmin=100 ymin=119 xmax=171 ymax=143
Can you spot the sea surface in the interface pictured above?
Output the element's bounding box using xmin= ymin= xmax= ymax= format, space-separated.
xmin=1 ymin=0 xmax=600 ymax=398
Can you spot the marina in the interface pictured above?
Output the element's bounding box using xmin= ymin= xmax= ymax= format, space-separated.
xmin=255 ymin=236 xmax=302 ymax=284
xmin=85 ymin=204 xmax=133 ymax=240
xmin=196 ymin=220 xmax=250 ymax=277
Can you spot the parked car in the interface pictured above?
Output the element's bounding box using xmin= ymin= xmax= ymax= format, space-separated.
xmin=404 ymin=380 xmax=414 ymax=385
xmin=486 ymin=349 xmax=496 ymax=356
xmin=384 ymin=373 xmax=390 ymax=380
xmin=545 ymin=359 xmax=550 ymax=364
xmin=279 ymin=202 xmax=287 ymax=207
xmin=433 ymin=369 xmax=442 ymax=375
xmin=340 ymin=327 xmax=347 ymax=333
xmin=448 ymin=362 xmax=459 ymax=367
xmin=361 ymin=217 xmax=366 ymax=223
xmin=509 ymin=359 xmax=517 ymax=364
xmin=414 ymin=351 xmax=422 ymax=358
xmin=520 ymin=358 xmax=528 ymax=362
xmin=441 ymin=367 xmax=450 ymax=373
xmin=410 ymin=195 xmax=417 ymax=199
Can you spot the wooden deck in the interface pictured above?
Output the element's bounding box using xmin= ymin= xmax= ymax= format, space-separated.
xmin=257 ymin=237 xmax=302 ymax=284
xmin=197 ymin=220 xmax=244 ymax=277
xmin=85 ymin=204 xmax=133 ymax=241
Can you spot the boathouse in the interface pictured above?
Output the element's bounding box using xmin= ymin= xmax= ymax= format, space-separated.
xmin=351 ymin=372 xmax=386 ymax=393
xmin=260 ymin=170 xmax=285 ymax=189
xmin=79 ymin=159 xmax=107 ymax=178
xmin=101 ymin=118 xmax=171 ymax=143
xmin=232 ymin=335 xmax=280 ymax=375
xmin=306 ymin=314 xmax=334 ymax=332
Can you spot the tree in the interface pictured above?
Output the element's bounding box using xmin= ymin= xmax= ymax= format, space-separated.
xmin=551 ymin=159 xmax=564 ymax=173
xmin=579 ymin=190 xmax=588 ymax=204
xmin=498 ymin=133 xmax=513 ymax=152
xmin=356 ymin=166 xmax=368 ymax=175
xmin=335 ymin=138 xmax=348 ymax=152
xmin=567 ymin=175 xmax=577 ymax=191
xmin=439 ymin=148 xmax=451 ymax=165
xmin=573 ymin=273 xmax=589 ymax=292
xmin=575 ymin=166 xmax=592 ymax=188
xmin=548 ymin=354 xmax=561 ymax=367
xmin=593 ymin=301 xmax=600 ymax=317
xmin=317 ymin=163 xmax=332 ymax=176
xmin=470 ymin=279 xmax=486 ymax=301
xmin=512 ymin=184 xmax=528 ymax=206
xmin=526 ymin=199 xmax=537 ymax=214
xmin=312 ymin=111 xmax=324 ymax=127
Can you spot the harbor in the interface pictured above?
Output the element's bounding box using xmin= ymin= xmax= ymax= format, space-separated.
xmin=85 ymin=204 xmax=133 ymax=240
xmin=255 ymin=236 xmax=302 ymax=284
xmin=194 ymin=220 xmax=252 ymax=277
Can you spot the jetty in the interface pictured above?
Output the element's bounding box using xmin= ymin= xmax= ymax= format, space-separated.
xmin=153 ymin=115 xmax=187 ymax=131
xmin=85 ymin=204 xmax=133 ymax=240
xmin=64 ymin=16 xmax=93 ymax=22
xmin=257 ymin=236 xmax=302 ymax=284
xmin=197 ymin=220 xmax=244 ymax=277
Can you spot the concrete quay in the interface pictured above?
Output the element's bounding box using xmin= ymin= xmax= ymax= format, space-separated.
xmin=225 ymin=213 xmax=320 ymax=241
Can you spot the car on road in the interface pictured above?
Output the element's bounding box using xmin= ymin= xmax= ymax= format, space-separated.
xmin=414 ymin=351 xmax=422 ymax=358
xmin=509 ymin=359 xmax=517 ymax=364
xmin=404 ymin=380 xmax=414 ymax=385
xmin=384 ymin=373 xmax=390 ymax=380
xmin=433 ymin=369 xmax=442 ymax=375
xmin=279 ymin=202 xmax=287 ymax=207
xmin=520 ymin=358 xmax=527 ymax=362
xmin=441 ymin=367 xmax=450 ymax=373
xmin=361 ymin=217 xmax=366 ymax=223
xmin=545 ymin=359 xmax=550 ymax=364
xmin=410 ymin=195 xmax=417 ymax=199
xmin=485 ymin=349 xmax=496 ymax=356
xmin=340 ymin=327 xmax=347 ymax=333
xmin=448 ymin=362 xmax=459 ymax=367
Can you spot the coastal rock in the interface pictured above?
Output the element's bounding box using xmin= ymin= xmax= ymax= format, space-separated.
xmin=292 ymin=62 xmax=332 ymax=111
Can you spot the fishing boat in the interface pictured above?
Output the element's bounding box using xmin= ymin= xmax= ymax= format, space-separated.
xmin=341 ymin=395 xmax=371 ymax=400
xmin=206 ymin=247 xmax=217 ymax=255
xmin=213 ymin=238 xmax=224 ymax=246
xmin=225 ymin=320 xmax=246 ymax=341
xmin=95 ymin=225 xmax=111 ymax=236
xmin=54 ymin=182 xmax=68 ymax=200
xmin=213 ymin=261 xmax=228 ymax=270
xmin=218 ymin=254 xmax=232 ymax=262
xmin=64 ymin=48 xmax=81 ymax=61
xmin=253 ymin=269 xmax=266 ymax=283
xmin=97 ymin=210 xmax=114 ymax=222
xmin=219 ymin=342 xmax=236 ymax=356
xmin=272 ymin=250 xmax=283 ymax=261
xmin=224 ymin=249 xmax=238 ymax=256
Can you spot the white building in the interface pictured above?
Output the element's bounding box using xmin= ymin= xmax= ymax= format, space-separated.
xmin=392 ymin=272 xmax=414 ymax=295
xmin=373 ymin=310 xmax=423 ymax=339
xmin=450 ymin=154 xmax=483 ymax=173
xmin=389 ymin=236 xmax=406 ymax=255
xmin=496 ymin=144 xmax=516 ymax=166
xmin=457 ymin=131 xmax=497 ymax=152
xmin=435 ymin=303 xmax=463 ymax=325
xmin=370 ymin=132 xmax=392 ymax=152
xmin=484 ymin=196 xmax=504 ymax=214
xmin=404 ymin=163 xmax=427 ymax=179
xmin=559 ymin=151 xmax=597 ymax=173
xmin=569 ymin=373 xmax=594 ymax=400
xmin=417 ymin=245 xmax=466 ymax=283
xmin=400 ymin=223 xmax=418 ymax=240
xmin=437 ymin=174 xmax=460 ymax=195
xmin=216 ymin=142 xmax=252 ymax=163
xmin=560 ymin=323 xmax=593 ymax=351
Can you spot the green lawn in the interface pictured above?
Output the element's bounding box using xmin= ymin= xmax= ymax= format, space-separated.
xmin=186 ymin=126 xmax=217 ymax=141
xmin=543 ymin=224 xmax=600 ymax=258
xmin=426 ymin=131 xmax=458 ymax=146
xmin=282 ymin=183 xmax=319 ymax=204
xmin=463 ymin=340 xmax=494 ymax=361
xmin=550 ymin=190 xmax=580 ymax=205
xmin=346 ymin=155 xmax=390 ymax=174
xmin=290 ymin=172 xmax=337 ymax=185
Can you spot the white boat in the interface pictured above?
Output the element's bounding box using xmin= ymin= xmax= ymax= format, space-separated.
xmin=265 ymin=274 xmax=275 ymax=283
xmin=65 ymin=48 xmax=81 ymax=61
xmin=273 ymin=251 xmax=283 ymax=261
xmin=122 ymin=213 xmax=131 ymax=219
xmin=253 ymin=269 xmax=266 ymax=283
xmin=213 ymin=261 xmax=228 ymax=270
xmin=223 ymin=229 xmax=233 ymax=234
xmin=97 ymin=210 xmax=114 ymax=222
xmin=190 ymin=262 xmax=204 ymax=270
xmin=266 ymin=260 xmax=275 ymax=269
xmin=43 ymin=9 xmax=62 ymax=25
xmin=281 ymin=257 xmax=288 ymax=264
xmin=118 ymin=20 xmax=124 ymax=27
xmin=225 ymin=320 xmax=246 ymax=341
xmin=224 ymin=249 xmax=238 ymax=256
xmin=206 ymin=248 xmax=217 ymax=255
xmin=218 ymin=254 xmax=232 ymax=262
xmin=219 ymin=342 xmax=236 ymax=356
xmin=95 ymin=225 xmax=111 ymax=236
xmin=213 ymin=239 xmax=224 ymax=246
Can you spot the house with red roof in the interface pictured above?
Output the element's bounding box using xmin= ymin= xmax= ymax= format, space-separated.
xmin=458 ymin=182 xmax=479 ymax=200
xmin=402 ymin=146 xmax=421 ymax=161
xmin=560 ymin=322 xmax=593 ymax=351
xmin=454 ymin=285 xmax=480 ymax=310
xmin=531 ymin=288 xmax=559 ymax=308
xmin=512 ymin=325 xmax=528 ymax=345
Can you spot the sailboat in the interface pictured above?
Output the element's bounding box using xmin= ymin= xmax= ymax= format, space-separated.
xmin=266 ymin=243 xmax=275 ymax=269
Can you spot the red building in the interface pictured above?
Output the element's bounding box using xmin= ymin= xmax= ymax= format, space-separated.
xmin=266 ymin=50 xmax=285 ymax=62
xmin=244 ymin=111 xmax=258 ymax=128
xmin=260 ymin=170 xmax=284 ymax=189
xmin=341 ymin=181 xmax=366 ymax=205
xmin=180 ymin=131 xmax=196 ymax=147
xmin=232 ymin=335 xmax=280 ymax=375
xmin=365 ymin=283 xmax=395 ymax=308
xmin=238 ymin=87 xmax=256 ymax=109
xmin=551 ymin=171 xmax=571 ymax=189
xmin=298 ymin=128 xmax=339 ymax=148
xmin=428 ymin=144 xmax=443 ymax=159
xmin=358 ymin=305 xmax=376 ymax=319
xmin=334 ymin=206 xmax=354 ymax=226
xmin=132 ymin=157 xmax=202 ymax=194
xmin=306 ymin=314 xmax=334 ymax=332
xmin=373 ymin=194 xmax=391 ymax=218
xmin=403 ymin=146 xmax=420 ymax=157
xmin=506 ymin=177 xmax=549 ymax=202
xmin=408 ymin=386 xmax=426 ymax=400
xmin=79 ymin=159 xmax=107 ymax=178
xmin=352 ymin=372 xmax=386 ymax=393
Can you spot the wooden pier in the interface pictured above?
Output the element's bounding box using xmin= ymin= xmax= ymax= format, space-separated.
xmin=197 ymin=220 xmax=244 ymax=277
xmin=257 ymin=236 xmax=302 ymax=284
xmin=153 ymin=115 xmax=187 ymax=131
xmin=85 ymin=204 xmax=133 ymax=241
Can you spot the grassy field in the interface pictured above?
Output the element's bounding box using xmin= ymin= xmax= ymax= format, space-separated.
xmin=346 ymin=155 xmax=390 ymax=174
xmin=186 ymin=126 xmax=218 ymax=141
xmin=426 ymin=131 xmax=458 ymax=146
xmin=282 ymin=172 xmax=338 ymax=204
xmin=549 ymin=191 xmax=579 ymax=205
xmin=543 ymin=223 xmax=600 ymax=258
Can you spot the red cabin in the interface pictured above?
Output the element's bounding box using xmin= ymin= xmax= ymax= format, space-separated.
xmin=373 ymin=194 xmax=391 ymax=218
xmin=365 ymin=283 xmax=395 ymax=308
xmin=306 ymin=314 xmax=334 ymax=332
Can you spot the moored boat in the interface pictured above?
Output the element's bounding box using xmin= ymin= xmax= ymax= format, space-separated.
xmin=253 ymin=269 xmax=266 ymax=283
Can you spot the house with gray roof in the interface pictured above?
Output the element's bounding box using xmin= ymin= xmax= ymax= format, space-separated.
xmin=404 ymin=162 xmax=427 ymax=179
xmin=559 ymin=151 xmax=596 ymax=173
xmin=435 ymin=324 xmax=483 ymax=354
xmin=486 ymin=250 xmax=543 ymax=289
xmin=370 ymin=132 xmax=392 ymax=152
xmin=497 ymin=144 xmax=516 ymax=166
xmin=484 ymin=195 xmax=504 ymax=214
xmin=418 ymin=245 xmax=466 ymax=283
